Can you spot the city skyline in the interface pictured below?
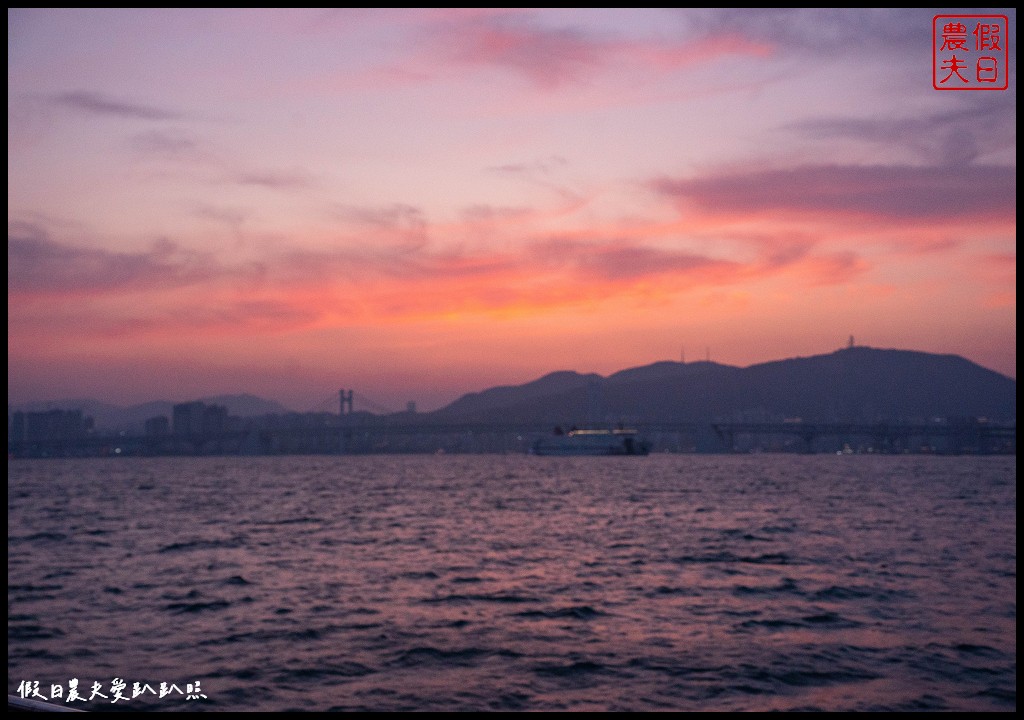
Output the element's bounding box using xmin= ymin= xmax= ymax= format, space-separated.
xmin=8 ymin=9 xmax=1017 ymax=412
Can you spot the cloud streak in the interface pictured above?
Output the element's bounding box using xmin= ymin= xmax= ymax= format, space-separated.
xmin=7 ymin=223 xmax=260 ymax=297
xmin=235 ymin=170 xmax=314 ymax=191
xmin=787 ymin=95 xmax=1017 ymax=166
xmin=653 ymin=164 xmax=1017 ymax=222
xmin=685 ymin=8 xmax=934 ymax=56
xmin=130 ymin=130 xmax=203 ymax=159
xmin=53 ymin=91 xmax=183 ymax=121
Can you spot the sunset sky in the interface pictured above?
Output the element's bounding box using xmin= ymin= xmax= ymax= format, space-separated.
xmin=8 ymin=8 xmax=1016 ymax=413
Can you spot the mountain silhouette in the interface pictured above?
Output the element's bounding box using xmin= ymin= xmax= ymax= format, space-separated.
xmin=427 ymin=347 xmax=1015 ymax=424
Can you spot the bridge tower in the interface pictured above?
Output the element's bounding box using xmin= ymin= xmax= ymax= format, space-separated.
xmin=339 ymin=389 xmax=354 ymax=416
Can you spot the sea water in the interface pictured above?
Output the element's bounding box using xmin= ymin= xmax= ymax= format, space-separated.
xmin=8 ymin=454 xmax=1016 ymax=711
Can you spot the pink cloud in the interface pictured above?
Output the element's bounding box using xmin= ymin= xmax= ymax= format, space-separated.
xmin=423 ymin=14 xmax=773 ymax=89
xmin=449 ymin=21 xmax=603 ymax=89
xmin=627 ymin=33 xmax=773 ymax=70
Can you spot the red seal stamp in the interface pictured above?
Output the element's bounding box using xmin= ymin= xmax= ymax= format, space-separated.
xmin=934 ymin=15 xmax=1009 ymax=90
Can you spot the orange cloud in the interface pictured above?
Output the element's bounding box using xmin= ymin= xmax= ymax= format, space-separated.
xmin=7 ymin=229 xmax=849 ymax=347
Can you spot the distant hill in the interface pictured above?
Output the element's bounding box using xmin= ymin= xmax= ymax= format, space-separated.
xmin=435 ymin=370 xmax=602 ymax=420
xmin=11 ymin=393 xmax=292 ymax=434
xmin=427 ymin=347 xmax=1016 ymax=424
xmin=197 ymin=394 xmax=292 ymax=418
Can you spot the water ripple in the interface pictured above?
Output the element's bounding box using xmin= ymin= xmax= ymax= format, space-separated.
xmin=7 ymin=455 xmax=1016 ymax=712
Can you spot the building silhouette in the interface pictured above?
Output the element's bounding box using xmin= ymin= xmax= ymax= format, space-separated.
xmin=172 ymin=401 xmax=228 ymax=437
xmin=10 ymin=409 xmax=94 ymax=443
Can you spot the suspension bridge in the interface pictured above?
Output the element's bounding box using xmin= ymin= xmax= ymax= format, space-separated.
xmin=305 ymin=389 xmax=402 ymax=417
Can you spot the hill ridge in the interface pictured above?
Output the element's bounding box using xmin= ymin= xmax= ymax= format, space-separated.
xmin=428 ymin=346 xmax=1015 ymax=424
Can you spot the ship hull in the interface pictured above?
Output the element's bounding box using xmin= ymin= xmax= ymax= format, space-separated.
xmin=531 ymin=430 xmax=649 ymax=456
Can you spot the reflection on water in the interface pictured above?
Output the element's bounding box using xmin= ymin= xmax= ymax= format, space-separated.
xmin=8 ymin=455 xmax=1016 ymax=711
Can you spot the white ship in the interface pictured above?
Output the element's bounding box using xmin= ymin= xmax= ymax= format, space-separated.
xmin=531 ymin=427 xmax=650 ymax=456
